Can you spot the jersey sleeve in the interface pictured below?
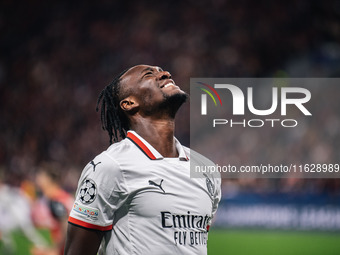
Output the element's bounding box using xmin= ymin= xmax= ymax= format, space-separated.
xmin=68 ymin=152 xmax=128 ymax=231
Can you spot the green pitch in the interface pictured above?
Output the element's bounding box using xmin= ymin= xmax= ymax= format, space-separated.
xmin=208 ymin=229 xmax=340 ymax=255
xmin=0 ymin=229 xmax=51 ymax=255
xmin=2 ymin=229 xmax=340 ymax=254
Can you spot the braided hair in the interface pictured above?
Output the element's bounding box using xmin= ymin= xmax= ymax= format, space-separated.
xmin=96 ymin=69 xmax=129 ymax=144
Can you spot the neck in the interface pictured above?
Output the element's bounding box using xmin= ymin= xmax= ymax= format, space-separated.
xmin=130 ymin=116 xmax=178 ymax=158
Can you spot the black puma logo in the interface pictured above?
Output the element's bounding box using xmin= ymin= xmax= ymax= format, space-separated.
xmin=90 ymin=160 xmax=101 ymax=172
xmin=148 ymin=179 xmax=165 ymax=193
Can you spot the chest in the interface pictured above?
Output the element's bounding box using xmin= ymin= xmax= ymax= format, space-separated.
xmin=120 ymin=159 xmax=214 ymax=217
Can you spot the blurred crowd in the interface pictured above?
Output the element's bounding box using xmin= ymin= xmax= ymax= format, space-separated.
xmin=0 ymin=0 xmax=340 ymax=251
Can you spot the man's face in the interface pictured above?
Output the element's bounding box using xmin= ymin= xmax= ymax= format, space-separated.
xmin=119 ymin=65 xmax=188 ymax=116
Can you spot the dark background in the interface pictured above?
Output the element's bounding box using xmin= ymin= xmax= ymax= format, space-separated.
xmin=1 ymin=0 xmax=340 ymax=193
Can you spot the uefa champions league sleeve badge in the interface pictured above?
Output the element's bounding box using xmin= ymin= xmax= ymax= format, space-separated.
xmin=78 ymin=179 xmax=97 ymax=204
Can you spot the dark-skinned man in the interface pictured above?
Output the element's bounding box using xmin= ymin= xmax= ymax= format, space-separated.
xmin=65 ymin=65 xmax=221 ymax=255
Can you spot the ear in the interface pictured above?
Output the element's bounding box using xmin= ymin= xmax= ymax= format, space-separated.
xmin=120 ymin=96 xmax=139 ymax=112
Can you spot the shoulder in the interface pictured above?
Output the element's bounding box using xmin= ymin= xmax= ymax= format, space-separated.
xmin=105 ymin=138 xmax=132 ymax=158
xmin=184 ymin=146 xmax=221 ymax=180
xmin=184 ymin=146 xmax=215 ymax=166
xmin=79 ymin=139 xmax=133 ymax=182
xmin=77 ymin=141 xmax=132 ymax=197
xmin=89 ymin=138 xmax=133 ymax=169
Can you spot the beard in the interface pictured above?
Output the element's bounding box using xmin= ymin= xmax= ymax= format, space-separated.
xmin=159 ymin=91 xmax=189 ymax=118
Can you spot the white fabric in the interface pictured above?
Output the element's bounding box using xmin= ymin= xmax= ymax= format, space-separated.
xmin=69 ymin=131 xmax=221 ymax=255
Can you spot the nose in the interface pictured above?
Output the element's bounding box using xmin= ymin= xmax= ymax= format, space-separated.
xmin=158 ymin=71 xmax=171 ymax=80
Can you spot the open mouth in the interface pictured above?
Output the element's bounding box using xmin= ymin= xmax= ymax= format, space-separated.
xmin=161 ymin=82 xmax=176 ymax=89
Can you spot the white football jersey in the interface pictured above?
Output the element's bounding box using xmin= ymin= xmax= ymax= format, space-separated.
xmin=69 ymin=131 xmax=221 ymax=255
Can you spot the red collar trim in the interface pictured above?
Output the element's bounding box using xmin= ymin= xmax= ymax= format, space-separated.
xmin=127 ymin=132 xmax=157 ymax=160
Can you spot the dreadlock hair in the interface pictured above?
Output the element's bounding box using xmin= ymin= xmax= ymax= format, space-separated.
xmin=96 ymin=69 xmax=129 ymax=144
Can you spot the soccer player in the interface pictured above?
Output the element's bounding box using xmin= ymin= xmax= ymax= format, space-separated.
xmin=64 ymin=65 xmax=221 ymax=255
xmin=32 ymin=162 xmax=74 ymax=255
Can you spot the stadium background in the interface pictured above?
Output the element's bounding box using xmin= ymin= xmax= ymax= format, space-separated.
xmin=1 ymin=0 xmax=340 ymax=254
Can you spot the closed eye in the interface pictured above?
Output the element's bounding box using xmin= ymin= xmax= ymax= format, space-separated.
xmin=142 ymin=72 xmax=153 ymax=78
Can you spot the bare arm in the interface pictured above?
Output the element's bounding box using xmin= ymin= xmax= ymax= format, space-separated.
xmin=64 ymin=223 xmax=104 ymax=255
